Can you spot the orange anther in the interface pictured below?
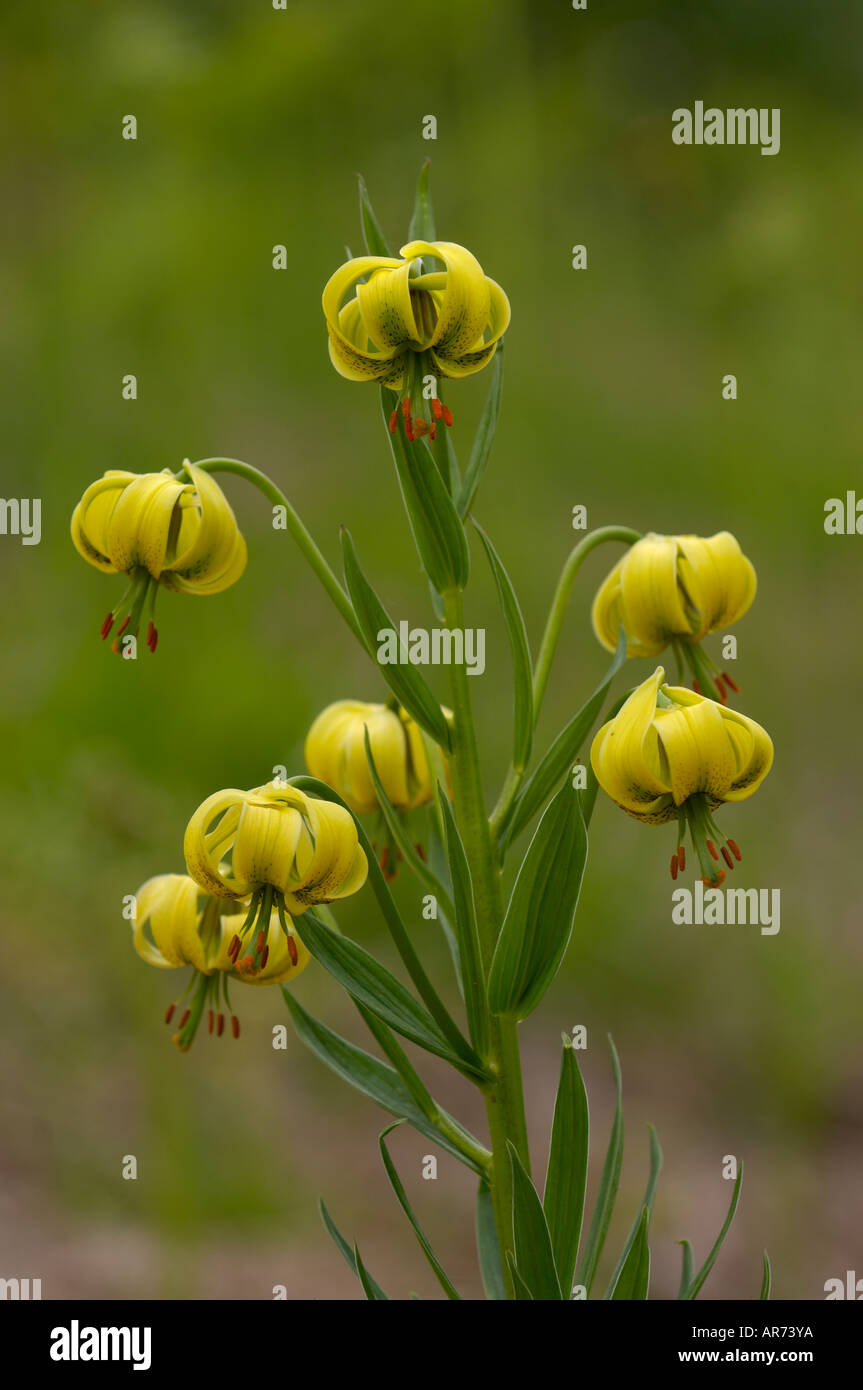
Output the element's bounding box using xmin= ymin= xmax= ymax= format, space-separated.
xmin=164 ymin=1003 xmax=175 ymax=1025
xmin=678 ymin=845 xmax=686 ymax=871
xmin=727 ymin=839 xmax=742 ymax=861
xmin=707 ymin=840 xmax=719 ymax=861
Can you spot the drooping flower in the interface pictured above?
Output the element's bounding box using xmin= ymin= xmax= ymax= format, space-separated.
xmin=132 ymin=872 xmax=309 ymax=1051
xmin=590 ymin=668 xmax=773 ymax=885
xmin=71 ymin=461 xmax=247 ymax=653
xmin=183 ymin=782 xmax=367 ymax=967
xmin=322 ymin=240 xmax=510 ymax=441
xmin=304 ymin=700 xmax=435 ymax=816
xmin=592 ymin=532 xmax=756 ymax=703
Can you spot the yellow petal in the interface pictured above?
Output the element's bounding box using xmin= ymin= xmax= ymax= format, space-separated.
xmin=400 ymin=241 xmax=491 ymax=357
xmin=163 ymin=464 xmax=247 ymax=594
xmin=618 ymin=535 xmax=691 ymax=655
xmin=590 ymin=668 xmax=674 ymax=820
xmin=323 ymin=254 xmax=408 ymax=382
xmin=184 ymin=790 xmax=250 ymax=898
xmin=676 ymin=532 xmax=757 ymax=637
xmin=133 ymin=874 xmax=205 ymax=970
xmin=70 ymin=473 xmax=136 ymax=573
xmin=356 ymin=261 xmax=421 ymax=349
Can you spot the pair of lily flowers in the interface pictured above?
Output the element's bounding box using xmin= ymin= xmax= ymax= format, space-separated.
xmin=70 ymin=238 xmax=773 ymax=1048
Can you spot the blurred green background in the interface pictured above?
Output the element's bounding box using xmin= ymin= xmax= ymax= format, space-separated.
xmin=1 ymin=0 xmax=860 ymax=1300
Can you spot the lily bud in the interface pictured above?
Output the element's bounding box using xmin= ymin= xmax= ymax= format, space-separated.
xmin=304 ymin=700 xmax=436 ymax=816
xmin=71 ymin=462 xmax=247 ymax=653
xmin=132 ymin=873 xmax=308 ymax=1051
xmin=590 ymin=668 xmax=773 ymax=886
xmin=322 ymin=240 xmax=509 ymax=440
xmin=591 ymin=532 xmax=756 ymax=702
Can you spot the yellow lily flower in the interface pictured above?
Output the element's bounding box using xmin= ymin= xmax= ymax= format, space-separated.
xmin=183 ymin=783 xmax=367 ymax=976
xmin=304 ymin=700 xmax=435 ymax=816
xmin=71 ymin=461 xmax=247 ymax=653
xmin=592 ymin=532 xmax=756 ymax=702
xmin=132 ymin=873 xmax=309 ymax=1051
xmin=322 ymin=240 xmax=510 ymax=441
xmin=590 ymin=667 xmax=773 ymax=886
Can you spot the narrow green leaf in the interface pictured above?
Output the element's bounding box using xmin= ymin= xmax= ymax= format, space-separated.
xmin=290 ymin=776 xmax=484 ymax=1076
xmin=575 ymin=1036 xmax=624 ymax=1296
xmin=473 ymin=520 xmax=534 ymax=770
xmin=355 ymin=1243 xmax=387 ymax=1300
xmin=297 ymin=912 xmax=487 ymax=1082
xmin=282 ymin=989 xmax=487 ymax=1173
xmin=507 ymin=1252 xmax=534 ymax=1300
xmin=476 ymin=1181 xmax=506 ymax=1301
xmin=604 ymin=1123 xmax=663 ymax=1298
xmin=610 ymin=1205 xmax=651 ymax=1300
xmin=424 ymin=795 xmax=464 ymax=992
xmin=408 ymin=158 xmax=436 ymax=242
xmin=503 ymin=628 xmax=627 ymax=847
xmin=340 ymin=527 xmax=451 ymax=749
xmin=488 ymin=784 xmax=588 ymax=1019
xmin=319 ymin=1199 xmax=389 ymax=1299
xmin=682 ymin=1165 xmax=744 ymax=1300
xmin=508 ymin=1142 xmax=563 ymax=1300
xmin=457 ymin=344 xmax=503 ymax=518
xmin=363 ymin=730 xmax=455 ymax=920
xmin=353 ymin=1000 xmax=438 ymax=1122
xmin=677 ymin=1240 xmax=694 ymax=1299
xmin=379 ymin=1123 xmax=462 ymax=1300
xmin=382 ymin=389 xmax=470 ymax=592
xmin=543 ymin=1036 xmax=589 ymax=1294
xmin=439 ymin=794 xmax=489 ymax=1057
xmin=760 ymin=1250 xmax=772 ymax=1301
xmin=357 ymin=174 xmax=392 ymax=256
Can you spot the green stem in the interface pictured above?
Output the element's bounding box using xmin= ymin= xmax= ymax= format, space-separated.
xmin=189 ymin=457 xmax=364 ymax=646
xmin=442 ymin=587 xmax=530 ymax=1298
xmin=533 ymin=527 xmax=640 ymax=718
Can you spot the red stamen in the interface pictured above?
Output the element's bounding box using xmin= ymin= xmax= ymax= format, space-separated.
xmin=413 ymin=418 xmax=428 ymax=438
xmin=404 ymin=420 xmax=415 ymax=442
xmin=721 ymin=845 xmax=734 ymax=869
xmin=715 ymin=676 xmax=728 ymax=705
xmin=207 ymin=1009 xmax=214 ymax=1034
xmin=727 ymin=839 xmax=742 ymax=861
xmin=431 ymin=398 xmax=443 ymax=421
xmin=401 ymin=398 xmax=411 ymax=419
xmin=722 ymin=672 xmax=740 ymax=693
xmin=256 ymin=931 xmax=266 ymax=955
xmin=100 ymin=613 xmax=114 ymax=640
xmin=388 ymin=409 xmax=398 ymax=434
xmin=287 ymin=936 xmax=298 ymax=967
xmin=707 ymin=840 xmax=719 ymax=861
xmin=217 ymin=1013 xmax=225 ymax=1037
xmin=179 ymin=1009 xmax=190 ymax=1029
xmin=260 ymin=946 xmax=269 ymax=969
xmin=702 ymin=869 xmax=726 ymax=887
xmin=164 ymin=1003 xmax=175 ymax=1025
xmin=429 ymin=422 xmax=436 ymax=440
xmin=116 ymin=615 xmax=130 ymax=638
xmin=692 ymin=679 xmax=702 ymax=695
xmin=228 ymin=935 xmax=240 ymax=961
xmin=678 ymin=845 xmax=686 ymax=871
xmin=379 ymin=846 xmax=390 ymax=873
xmin=670 ymin=852 xmax=679 ymax=880
xmin=148 ymin=625 xmax=158 ymax=653
xmin=442 ymin=405 xmax=453 ymax=427
xmin=414 ymin=841 xmax=427 ymax=862
xmin=231 ymin=1016 xmax=240 ymax=1040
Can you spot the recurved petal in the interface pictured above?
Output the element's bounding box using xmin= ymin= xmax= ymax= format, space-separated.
xmin=165 ymin=464 xmax=246 ymax=591
xmin=356 ymin=261 xmax=420 ymax=349
xmin=591 ymin=557 xmax=626 ymax=654
xmin=71 ymin=473 xmax=136 ymax=573
xmin=652 ymin=695 xmax=738 ymax=805
xmin=401 ymin=240 xmax=493 ymax=358
xmin=323 ymin=254 xmax=408 ymax=382
xmin=677 ymin=532 xmax=757 ymax=636
xmin=133 ymin=873 xmax=205 ymax=970
xmin=619 ymin=534 xmax=692 ymax=652
xmin=717 ymin=705 xmax=774 ymax=801
xmin=590 ymin=668 xmax=674 ymax=817
xmin=184 ymin=789 xmax=250 ymax=898
xmin=103 ymin=472 xmax=185 ymax=576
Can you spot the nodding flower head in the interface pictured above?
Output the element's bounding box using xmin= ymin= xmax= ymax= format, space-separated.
xmin=322 ymin=240 xmax=509 ymax=441
xmin=592 ymin=532 xmax=756 ymax=703
xmin=590 ymin=668 xmax=773 ymax=886
xmin=71 ymin=462 xmax=246 ymax=654
xmin=304 ymin=700 xmax=436 ymax=817
xmin=132 ymin=872 xmax=309 ymax=1051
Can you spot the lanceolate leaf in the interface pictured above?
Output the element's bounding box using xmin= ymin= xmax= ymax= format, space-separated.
xmin=508 ymin=1142 xmax=563 ymax=1301
xmin=677 ymin=1241 xmax=694 ymax=1299
xmin=474 ymin=520 xmax=534 ymax=771
xmin=282 ymin=989 xmax=487 ymax=1174
xmin=408 ymin=158 xmax=436 ymax=243
xmin=604 ymin=1123 xmax=663 ymax=1298
xmin=382 ymin=388 xmax=470 ymax=592
xmin=760 ymin=1250 xmax=772 ymax=1301
xmin=353 ymin=1000 xmax=439 ymax=1123
xmin=610 ymin=1205 xmax=651 ymax=1301
xmin=488 ymin=784 xmax=588 ymax=1019
xmin=319 ymin=1199 xmax=389 ymax=1300
xmin=506 ymin=1252 xmax=534 ymax=1301
xmin=379 ymin=1123 xmax=462 ymax=1300
xmin=457 ymin=344 xmax=503 ymax=518
xmin=340 ymin=528 xmax=452 ymax=750
xmin=681 ymin=1165 xmax=744 ymax=1300
xmin=297 ymin=912 xmax=487 ymax=1082
xmin=476 ymin=1181 xmax=506 ymax=1301
xmin=355 ymin=1244 xmax=387 ymax=1301
xmin=543 ymin=1037 xmax=589 ymax=1295
xmin=439 ymin=794 xmax=488 ymax=1057
xmin=575 ymin=1036 xmax=624 ymax=1296
xmin=357 ymin=174 xmax=392 ymax=257
xmin=502 ymin=628 xmax=627 ymax=847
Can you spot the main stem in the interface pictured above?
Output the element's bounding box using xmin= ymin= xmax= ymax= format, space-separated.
xmin=443 ymin=588 xmax=530 ymax=1298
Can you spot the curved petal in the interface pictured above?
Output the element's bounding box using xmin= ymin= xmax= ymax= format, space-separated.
xmin=356 ymin=261 xmax=421 ymax=349
xmin=184 ymin=790 xmax=250 ymax=898
xmin=104 ymin=472 xmax=186 ymax=576
xmin=677 ymin=532 xmax=757 ymax=637
xmin=164 ymin=464 xmax=246 ymax=593
xmin=590 ymin=668 xmax=674 ymax=819
xmin=619 ymin=535 xmax=692 ymax=653
xmin=591 ymin=556 xmax=626 ymax=654
xmin=71 ymin=473 xmax=136 ymax=573
xmin=323 ymin=254 xmax=408 ymax=381
xmin=133 ymin=874 xmax=204 ymax=970
xmin=400 ymin=240 xmax=491 ymax=357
